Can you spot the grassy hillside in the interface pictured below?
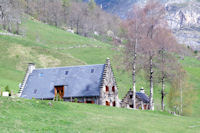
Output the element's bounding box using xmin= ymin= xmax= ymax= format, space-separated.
xmin=0 ymin=97 xmax=199 ymax=133
xmin=180 ymin=56 xmax=200 ymax=117
xmin=0 ymin=18 xmax=200 ymax=118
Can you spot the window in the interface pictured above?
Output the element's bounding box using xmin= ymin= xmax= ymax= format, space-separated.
xmin=91 ymin=69 xmax=94 ymax=73
xmin=34 ymin=89 xmax=37 ymax=94
xmin=106 ymin=101 xmax=110 ymax=106
xmin=65 ymin=71 xmax=69 ymax=75
xmin=39 ymin=73 xmax=44 ymax=77
xmin=113 ymin=101 xmax=116 ymax=107
xmin=112 ymin=86 xmax=115 ymax=92
xmin=106 ymin=86 xmax=109 ymax=92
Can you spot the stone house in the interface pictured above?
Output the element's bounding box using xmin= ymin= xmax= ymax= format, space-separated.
xmin=121 ymin=88 xmax=150 ymax=110
xmin=19 ymin=58 xmax=120 ymax=107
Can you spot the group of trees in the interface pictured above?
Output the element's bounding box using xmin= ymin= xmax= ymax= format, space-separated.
xmin=0 ymin=0 xmax=120 ymax=38
xmin=0 ymin=0 xmax=23 ymax=34
xmin=121 ymin=0 xmax=196 ymax=115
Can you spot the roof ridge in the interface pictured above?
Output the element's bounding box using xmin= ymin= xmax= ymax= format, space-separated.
xmin=35 ymin=64 xmax=105 ymax=70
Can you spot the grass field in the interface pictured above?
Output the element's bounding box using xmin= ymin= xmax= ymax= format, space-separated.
xmin=0 ymin=18 xmax=200 ymax=132
xmin=0 ymin=97 xmax=199 ymax=133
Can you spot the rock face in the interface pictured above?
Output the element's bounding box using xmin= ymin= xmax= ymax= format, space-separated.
xmin=88 ymin=0 xmax=200 ymax=50
xmin=165 ymin=0 xmax=200 ymax=50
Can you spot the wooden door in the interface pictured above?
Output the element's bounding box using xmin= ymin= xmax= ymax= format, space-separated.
xmin=113 ymin=101 xmax=116 ymax=107
xmin=144 ymin=105 xmax=147 ymax=110
xmin=55 ymin=86 xmax=64 ymax=99
xmin=106 ymin=101 xmax=110 ymax=106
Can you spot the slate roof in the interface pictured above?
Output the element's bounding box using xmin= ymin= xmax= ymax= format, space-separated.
xmin=136 ymin=92 xmax=150 ymax=103
xmin=21 ymin=64 xmax=105 ymax=99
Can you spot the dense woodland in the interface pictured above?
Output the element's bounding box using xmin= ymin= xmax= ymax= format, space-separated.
xmin=0 ymin=0 xmax=197 ymax=115
xmin=0 ymin=0 xmax=120 ymax=37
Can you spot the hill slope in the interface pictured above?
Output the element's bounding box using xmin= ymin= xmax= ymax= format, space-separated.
xmin=0 ymin=18 xmax=200 ymax=117
xmin=0 ymin=97 xmax=199 ymax=133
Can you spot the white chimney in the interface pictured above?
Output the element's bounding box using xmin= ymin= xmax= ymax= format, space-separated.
xmin=140 ymin=87 xmax=145 ymax=93
xmin=28 ymin=63 xmax=35 ymax=73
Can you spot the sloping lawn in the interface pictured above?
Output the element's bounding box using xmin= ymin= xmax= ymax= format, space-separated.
xmin=0 ymin=97 xmax=199 ymax=133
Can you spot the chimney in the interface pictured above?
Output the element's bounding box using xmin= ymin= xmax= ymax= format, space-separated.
xmin=28 ymin=63 xmax=35 ymax=73
xmin=106 ymin=57 xmax=110 ymax=66
xmin=100 ymin=4 xmax=103 ymax=9
xmin=140 ymin=87 xmax=145 ymax=93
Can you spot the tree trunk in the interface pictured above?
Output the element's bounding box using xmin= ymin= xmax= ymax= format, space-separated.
xmin=180 ymin=86 xmax=183 ymax=114
xmin=132 ymin=39 xmax=137 ymax=109
xmin=16 ymin=22 xmax=19 ymax=35
xmin=149 ymin=54 xmax=154 ymax=110
xmin=161 ymin=48 xmax=165 ymax=111
xmin=1 ymin=8 xmax=6 ymax=30
xmin=76 ymin=17 xmax=80 ymax=34
xmin=8 ymin=22 xmax=12 ymax=33
xmin=161 ymin=77 xmax=165 ymax=110
xmin=3 ymin=22 xmax=6 ymax=30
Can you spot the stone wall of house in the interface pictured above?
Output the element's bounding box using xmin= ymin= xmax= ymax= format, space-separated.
xmin=99 ymin=58 xmax=120 ymax=107
xmin=63 ymin=97 xmax=99 ymax=104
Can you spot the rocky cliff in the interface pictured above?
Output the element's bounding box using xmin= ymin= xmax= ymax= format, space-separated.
xmin=165 ymin=0 xmax=200 ymax=50
xmin=87 ymin=0 xmax=200 ymax=50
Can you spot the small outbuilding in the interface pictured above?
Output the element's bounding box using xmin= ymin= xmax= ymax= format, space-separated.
xmin=121 ymin=88 xmax=150 ymax=110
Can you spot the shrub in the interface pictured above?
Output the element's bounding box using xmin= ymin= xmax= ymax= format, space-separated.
xmin=32 ymin=97 xmax=36 ymax=100
xmin=54 ymin=94 xmax=63 ymax=101
xmin=5 ymin=85 xmax=10 ymax=92
xmin=194 ymin=50 xmax=198 ymax=54
xmin=74 ymin=98 xmax=78 ymax=103
xmin=5 ymin=85 xmax=12 ymax=96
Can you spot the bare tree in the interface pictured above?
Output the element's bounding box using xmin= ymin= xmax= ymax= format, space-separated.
xmin=122 ymin=0 xmax=179 ymax=111
xmin=121 ymin=5 xmax=147 ymax=109
xmin=0 ymin=0 xmax=23 ymax=34
xmin=168 ymin=64 xmax=197 ymax=115
xmin=138 ymin=1 xmax=166 ymax=110
xmin=21 ymin=0 xmax=120 ymax=39
xmin=153 ymin=27 xmax=179 ymax=111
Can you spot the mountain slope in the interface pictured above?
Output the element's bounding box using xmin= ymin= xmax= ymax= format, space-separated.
xmin=90 ymin=0 xmax=200 ymax=50
xmin=166 ymin=0 xmax=200 ymax=50
xmin=0 ymin=18 xmax=112 ymax=92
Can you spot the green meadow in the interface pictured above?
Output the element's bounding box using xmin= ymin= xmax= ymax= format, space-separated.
xmin=0 ymin=97 xmax=199 ymax=133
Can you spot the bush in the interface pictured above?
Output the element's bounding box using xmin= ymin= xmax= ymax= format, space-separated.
xmin=5 ymin=85 xmax=12 ymax=96
xmin=54 ymin=94 xmax=63 ymax=101
xmin=74 ymin=98 xmax=78 ymax=103
xmin=5 ymin=85 xmax=10 ymax=92
xmin=194 ymin=50 xmax=198 ymax=54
